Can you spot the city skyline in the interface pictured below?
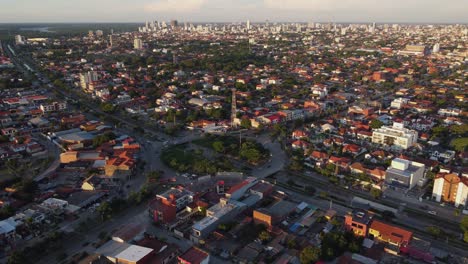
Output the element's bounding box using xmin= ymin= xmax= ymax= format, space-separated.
xmin=1 ymin=0 xmax=467 ymax=24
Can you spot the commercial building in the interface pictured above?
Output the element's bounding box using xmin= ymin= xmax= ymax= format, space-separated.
xmin=385 ymin=158 xmax=425 ymax=191
xmin=191 ymin=198 xmax=246 ymax=243
xmin=398 ymin=45 xmax=429 ymax=56
xmin=372 ymin=123 xmax=418 ymax=149
xmin=225 ymin=177 xmax=258 ymax=200
xmin=149 ymin=187 xmax=194 ymax=225
xmin=156 ymin=187 xmax=194 ymax=211
xmin=432 ymin=173 xmax=468 ymax=207
xmin=253 ymin=199 xmax=297 ymax=227
xmin=369 ymin=220 xmax=413 ymax=246
xmin=40 ymin=101 xmax=67 ymax=113
xmin=344 ymin=209 xmax=374 ymax=236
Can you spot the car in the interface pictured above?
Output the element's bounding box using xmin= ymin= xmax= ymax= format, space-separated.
xmin=427 ymin=210 xmax=437 ymax=215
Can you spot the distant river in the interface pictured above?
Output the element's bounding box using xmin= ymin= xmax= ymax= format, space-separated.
xmin=19 ymin=27 xmax=54 ymax=33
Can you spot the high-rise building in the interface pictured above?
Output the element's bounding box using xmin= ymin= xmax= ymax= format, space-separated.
xmin=109 ymin=35 xmax=114 ymax=48
xmin=246 ymin=20 xmax=251 ymax=30
xmin=79 ymin=71 xmax=99 ymax=90
xmin=433 ymin=43 xmax=440 ymax=53
xmin=170 ymin=20 xmax=178 ymax=28
xmin=88 ymin=30 xmax=94 ymax=38
xmin=432 ymin=173 xmax=468 ymax=207
xmin=95 ymin=30 xmax=103 ymax=37
xmin=231 ymin=88 xmax=237 ymax=127
xmin=133 ymin=38 xmax=143 ymax=50
xmin=15 ymin=35 xmax=25 ymax=45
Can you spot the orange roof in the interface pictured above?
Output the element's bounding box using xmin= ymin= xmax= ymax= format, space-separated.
xmin=226 ymin=180 xmax=250 ymax=194
xmin=370 ymin=220 xmax=412 ymax=245
xmin=311 ymin=151 xmax=328 ymax=160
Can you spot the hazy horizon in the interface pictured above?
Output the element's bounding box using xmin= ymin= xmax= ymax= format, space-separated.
xmin=1 ymin=0 xmax=467 ymax=24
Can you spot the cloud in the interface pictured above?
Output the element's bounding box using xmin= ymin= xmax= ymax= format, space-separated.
xmin=144 ymin=0 xmax=206 ymax=13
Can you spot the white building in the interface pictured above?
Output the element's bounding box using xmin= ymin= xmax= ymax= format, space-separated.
xmin=438 ymin=108 xmax=462 ymax=116
xmin=15 ymin=35 xmax=25 ymax=45
xmin=134 ymin=38 xmax=143 ymax=50
xmin=40 ymin=101 xmax=67 ymax=113
xmin=390 ymin=98 xmax=409 ymax=109
xmin=191 ymin=198 xmax=246 ymax=243
xmin=372 ymin=123 xmax=418 ymax=149
xmin=385 ymin=158 xmax=425 ymax=191
xmin=311 ymin=86 xmax=328 ymax=99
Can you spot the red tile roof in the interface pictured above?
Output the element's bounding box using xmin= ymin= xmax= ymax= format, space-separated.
xmin=370 ymin=220 xmax=412 ymax=246
xmin=178 ymin=247 xmax=209 ymax=264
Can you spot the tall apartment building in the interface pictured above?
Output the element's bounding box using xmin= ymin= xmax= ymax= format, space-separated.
xmin=134 ymin=38 xmax=143 ymax=50
xmin=15 ymin=35 xmax=25 ymax=45
xmin=372 ymin=123 xmax=418 ymax=149
xmin=79 ymin=71 xmax=99 ymax=90
xmin=432 ymin=173 xmax=468 ymax=207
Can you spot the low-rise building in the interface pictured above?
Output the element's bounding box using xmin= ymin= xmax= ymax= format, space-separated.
xmin=253 ymin=199 xmax=297 ymax=227
xmin=372 ymin=123 xmax=418 ymax=149
xmin=385 ymin=158 xmax=425 ymax=191
xmin=344 ymin=209 xmax=374 ymax=237
xmin=39 ymin=101 xmax=67 ymax=113
xmin=178 ymin=247 xmax=209 ymax=264
xmin=191 ymin=198 xmax=246 ymax=243
xmin=369 ymin=220 xmax=412 ymax=246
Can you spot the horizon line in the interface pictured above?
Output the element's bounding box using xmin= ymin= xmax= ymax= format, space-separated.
xmin=0 ymin=21 xmax=468 ymax=25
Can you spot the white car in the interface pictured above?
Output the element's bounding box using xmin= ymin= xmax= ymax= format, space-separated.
xmin=427 ymin=211 xmax=437 ymax=215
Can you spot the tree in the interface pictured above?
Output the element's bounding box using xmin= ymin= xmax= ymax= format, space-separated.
xmin=146 ymin=171 xmax=161 ymax=182
xmin=240 ymin=118 xmax=251 ymax=129
xmin=451 ymin=138 xmax=468 ymax=152
xmin=96 ymin=201 xmax=112 ymax=222
xmin=93 ymin=132 xmax=117 ymax=147
xmin=370 ymin=119 xmax=384 ymax=129
xmin=451 ymin=124 xmax=468 ymax=135
xmin=289 ymin=159 xmax=304 ymax=172
xmin=240 ymin=142 xmax=263 ymax=163
xmin=258 ymin=230 xmax=271 ymax=243
xmin=212 ymin=141 xmax=225 ymax=153
xmin=370 ymin=188 xmax=382 ymax=199
xmin=426 ymin=226 xmax=443 ymax=238
xmin=7 ymin=251 xmax=28 ymax=264
xmin=300 ymin=246 xmax=320 ymax=264
xmin=287 ymin=239 xmax=296 ymax=249
xmin=5 ymin=159 xmax=23 ymax=177
xmin=461 ymin=216 xmax=468 ymax=243
xmin=101 ymin=103 xmax=115 ymax=113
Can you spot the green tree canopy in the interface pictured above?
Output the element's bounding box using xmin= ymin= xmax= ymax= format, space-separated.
xmin=370 ymin=119 xmax=384 ymax=129
xmin=212 ymin=141 xmax=225 ymax=153
xmin=451 ymin=138 xmax=468 ymax=152
xmin=300 ymin=246 xmax=321 ymax=264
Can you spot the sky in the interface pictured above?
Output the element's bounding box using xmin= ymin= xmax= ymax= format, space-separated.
xmin=0 ymin=0 xmax=467 ymax=23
